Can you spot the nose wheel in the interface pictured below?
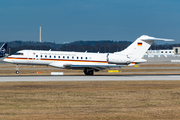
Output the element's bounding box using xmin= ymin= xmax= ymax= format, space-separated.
xmin=16 ymin=70 xmax=19 ymax=74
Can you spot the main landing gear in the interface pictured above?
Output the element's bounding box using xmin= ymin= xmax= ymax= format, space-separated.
xmin=83 ymin=69 xmax=94 ymax=75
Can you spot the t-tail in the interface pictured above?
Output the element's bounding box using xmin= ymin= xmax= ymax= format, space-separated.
xmin=115 ymin=35 xmax=174 ymax=65
xmin=0 ymin=43 xmax=7 ymax=58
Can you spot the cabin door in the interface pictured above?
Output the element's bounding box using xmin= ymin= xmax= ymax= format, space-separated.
xmin=27 ymin=51 xmax=35 ymax=64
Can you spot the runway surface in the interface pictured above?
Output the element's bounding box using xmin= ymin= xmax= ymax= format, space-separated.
xmin=0 ymin=75 xmax=180 ymax=82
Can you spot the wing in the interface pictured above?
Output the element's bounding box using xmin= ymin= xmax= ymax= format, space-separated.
xmin=64 ymin=64 xmax=125 ymax=71
xmin=49 ymin=62 xmax=126 ymax=71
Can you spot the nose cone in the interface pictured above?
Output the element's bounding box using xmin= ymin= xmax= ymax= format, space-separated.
xmin=3 ymin=57 xmax=13 ymax=63
xmin=3 ymin=57 xmax=8 ymax=62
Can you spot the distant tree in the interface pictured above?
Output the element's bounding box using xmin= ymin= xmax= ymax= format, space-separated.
xmin=2 ymin=40 xmax=180 ymax=55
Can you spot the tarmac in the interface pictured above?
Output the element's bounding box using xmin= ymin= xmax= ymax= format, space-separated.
xmin=0 ymin=75 xmax=180 ymax=82
xmin=1 ymin=57 xmax=180 ymax=82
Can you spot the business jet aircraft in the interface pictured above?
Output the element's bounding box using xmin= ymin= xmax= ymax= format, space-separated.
xmin=3 ymin=35 xmax=173 ymax=75
xmin=0 ymin=43 xmax=7 ymax=58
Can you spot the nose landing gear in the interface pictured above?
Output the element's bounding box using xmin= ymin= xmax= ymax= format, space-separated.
xmin=16 ymin=64 xmax=19 ymax=74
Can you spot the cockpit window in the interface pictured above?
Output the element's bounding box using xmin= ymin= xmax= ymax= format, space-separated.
xmin=13 ymin=53 xmax=23 ymax=55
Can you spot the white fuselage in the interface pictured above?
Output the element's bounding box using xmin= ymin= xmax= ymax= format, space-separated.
xmin=4 ymin=50 xmax=130 ymax=69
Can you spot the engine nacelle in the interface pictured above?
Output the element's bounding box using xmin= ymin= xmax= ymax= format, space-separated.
xmin=108 ymin=54 xmax=130 ymax=64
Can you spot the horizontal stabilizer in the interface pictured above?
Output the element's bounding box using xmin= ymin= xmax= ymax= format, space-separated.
xmin=139 ymin=35 xmax=174 ymax=41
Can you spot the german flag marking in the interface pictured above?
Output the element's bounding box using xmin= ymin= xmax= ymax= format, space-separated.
xmin=137 ymin=42 xmax=142 ymax=46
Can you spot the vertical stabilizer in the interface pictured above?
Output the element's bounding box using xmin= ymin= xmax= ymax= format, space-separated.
xmin=0 ymin=43 xmax=7 ymax=57
xmin=115 ymin=35 xmax=173 ymax=60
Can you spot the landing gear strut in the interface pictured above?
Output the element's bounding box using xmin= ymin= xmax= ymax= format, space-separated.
xmin=83 ymin=69 xmax=94 ymax=75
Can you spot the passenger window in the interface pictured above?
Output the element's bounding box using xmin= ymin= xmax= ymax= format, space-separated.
xmin=81 ymin=57 xmax=83 ymax=59
xmin=36 ymin=55 xmax=38 ymax=57
xmin=58 ymin=56 xmax=60 ymax=58
xmin=67 ymin=56 xmax=69 ymax=59
xmin=63 ymin=56 xmax=65 ymax=59
xmin=85 ymin=57 xmax=87 ymax=59
xmin=45 ymin=55 xmax=47 ymax=58
xmin=72 ymin=56 xmax=74 ymax=59
xmin=54 ymin=56 xmax=56 ymax=58
xmin=41 ymin=55 xmax=42 ymax=58
xmin=49 ymin=56 xmax=51 ymax=58
xmin=77 ymin=57 xmax=79 ymax=59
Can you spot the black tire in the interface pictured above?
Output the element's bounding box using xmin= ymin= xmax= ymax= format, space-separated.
xmin=83 ymin=69 xmax=94 ymax=75
xmin=88 ymin=70 xmax=94 ymax=75
xmin=16 ymin=71 xmax=19 ymax=74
